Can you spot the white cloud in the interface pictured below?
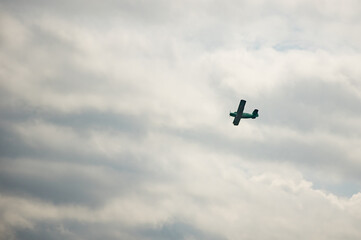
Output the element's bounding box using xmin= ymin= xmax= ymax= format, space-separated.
xmin=1 ymin=160 xmax=361 ymax=239
xmin=1 ymin=0 xmax=361 ymax=239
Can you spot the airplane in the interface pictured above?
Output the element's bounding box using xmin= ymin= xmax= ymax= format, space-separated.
xmin=230 ymin=99 xmax=259 ymax=125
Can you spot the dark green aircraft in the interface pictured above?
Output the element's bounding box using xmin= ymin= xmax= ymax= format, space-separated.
xmin=230 ymin=99 xmax=259 ymax=125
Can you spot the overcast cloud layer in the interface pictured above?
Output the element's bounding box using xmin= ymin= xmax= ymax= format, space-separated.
xmin=1 ymin=0 xmax=361 ymax=239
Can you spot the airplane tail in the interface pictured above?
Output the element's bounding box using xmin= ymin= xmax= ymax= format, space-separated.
xmin=252 ymin=109 xmax=259 ymax=118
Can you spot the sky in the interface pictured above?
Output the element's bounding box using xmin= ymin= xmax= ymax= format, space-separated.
xmin=1 ymin=0 xmax=361 ymax=239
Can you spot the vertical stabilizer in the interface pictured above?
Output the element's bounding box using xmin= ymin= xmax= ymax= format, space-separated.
xmin=252 ymin=109 xmax=259 ymax=118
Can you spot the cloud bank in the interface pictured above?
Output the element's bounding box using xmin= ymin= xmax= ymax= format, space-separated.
xmin=1 ymin=0 xmax=361 ymax=239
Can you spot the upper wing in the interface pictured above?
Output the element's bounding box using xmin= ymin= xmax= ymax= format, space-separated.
xmin=233 ymin=99 xmax=246 ymax=125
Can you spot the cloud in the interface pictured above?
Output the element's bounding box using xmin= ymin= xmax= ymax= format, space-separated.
xmin=1 ymin=165 xmax=361 ymax=239
xmin=1 ymin=0 xmax=361 ymax=239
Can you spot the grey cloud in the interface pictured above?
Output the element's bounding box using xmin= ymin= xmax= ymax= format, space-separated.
xmin=1 ymin=0 xmax=178 ymax=25
xmin=1 ymin=0 xmax=361 ymax=239
xmin=0 ymin=159 xmax=112 ymax=206
xmin=43 ymin=110 xmax=147 ymax=136
xmin=0 ymin=162 xmax=108 ymax=206
xmin=139 ymin=221 xmax=226 ymax=240
xmin=14 ymin=222 xmax=70 ymax=240
xmin=165 ymin=124 xmax=359 ymax=179
xmin=258 ymin=79 xmax=361 ymax=132
xmin=0 ymin=106 xmax=153 ymax=207
xmin=14 ymin=221 xmax=134 ymax=240
xmin=13 ymin=220 xmax=225 ymax=240
xmin=0 ymin=109 xmax=146 ymax=160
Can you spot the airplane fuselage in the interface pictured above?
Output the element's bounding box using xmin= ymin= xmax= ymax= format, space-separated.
xmin=230 ymin=112 xmax=257 ymax=119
